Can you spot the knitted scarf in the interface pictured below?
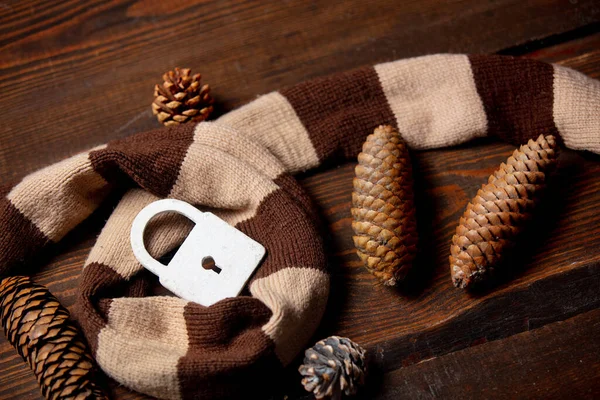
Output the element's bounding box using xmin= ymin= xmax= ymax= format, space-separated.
xmin=1 ymin=54 xmax=599 ymax=399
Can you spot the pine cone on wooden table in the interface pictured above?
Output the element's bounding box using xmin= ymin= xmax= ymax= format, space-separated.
xmin=152 ymin=67 xmax=213 ymax=126
xmin=450 ymin=134 xmax=559 ymax=289
xmin=351 ymin=125 xmax=418 ymax=286
xmin=299 ymin=336 xmax=367 ymax=399
xmin=0 ymin=276 xmax=108 ymax=400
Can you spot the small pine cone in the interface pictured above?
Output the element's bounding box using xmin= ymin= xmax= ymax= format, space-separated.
xmin=299 ymin=336 xmax=367 ymax=399
xmin=0 ymin=276 xmax=108 ymax=400
xmin=450 ymin=135 xmax=559 ymax=289
xmin=351 ymin=125 xmax=418 ymax=286
xmin=152 ymin=67 xmax=213 ymax=127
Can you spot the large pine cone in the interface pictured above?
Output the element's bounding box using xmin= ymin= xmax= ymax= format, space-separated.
xmin=450 ymin=135 xmax=559 ymax=288
xmin=152 ymin=67 xmax=213 ymax=127
xmin=0 ymin=276 xmax=108 ymax=399
xmin=351 ymin=125 xmax=418 ymax=285
xmin=299 ymin=336 xmax=367 ymax=399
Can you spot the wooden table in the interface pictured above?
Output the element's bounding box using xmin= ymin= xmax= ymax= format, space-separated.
xmin=1 ymin=1 xmax=600 ymax=399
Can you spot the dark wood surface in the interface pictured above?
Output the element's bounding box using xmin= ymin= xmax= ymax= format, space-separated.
xmin=1 ymin=1 xmax=600 ymax=399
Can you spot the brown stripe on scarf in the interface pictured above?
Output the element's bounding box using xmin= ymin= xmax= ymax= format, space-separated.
xmin=236 ymin=187 xmax=327 ymax=282
xmin=0 ymin=198 xmax=48 ymax=275
xmin=75 ymin=261 xmax=150 ymax=353
xmin=273 ymin=174 xmax=321 ymax=225
xmin=178 ymin=297 xmax=278 ymax=400
xmin=280 ymin=66 xmax=396 ymax=162
xmin=89 ymin=124 xmax=196 ymax=197
xmin=469 ymin=55 xmax=560 ymax=145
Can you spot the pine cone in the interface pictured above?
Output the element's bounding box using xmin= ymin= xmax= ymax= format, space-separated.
xmin=351 ymin=125 xmax=418 ymax=285
xmin=299 ymin=336 xmax=367 ymax=399
xmin=0 ymin=276 xmax=108 ymax=399
xmin=450 ymin=135 xmax=559 ymax=289
xmin=152 ymin=67 xmax=213 ymax=127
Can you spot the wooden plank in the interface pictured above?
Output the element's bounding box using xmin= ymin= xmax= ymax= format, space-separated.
xmin=1 ymin=0 xmax=599 ymax=183
xmin=372 ymin=309 xmax=600 ymax=399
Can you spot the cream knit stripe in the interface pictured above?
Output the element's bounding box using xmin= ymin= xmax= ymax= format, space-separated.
xmin=190 ymin=122 xmax=286 ymax=179
xmin=553 ymin=64 xmax=600 ymax=153
xmin=375 ymin=54 xmax=488 ymax=149
xmin=7 ymin=146 xmax=109 ymax=242
xmin=217 ymin=92 xmax=320 ymax=173
xmin=250 ymin=267 xmax=329 ymax=365
xmin=169 ymin=126 xmax=280 ymax=227
xmin=96 ymin=296 xmax=189 ymax=400
xmin=85 ymin=189 xmax=193 ymax=279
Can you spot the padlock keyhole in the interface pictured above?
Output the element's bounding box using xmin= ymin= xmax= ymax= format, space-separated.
xmin=202 ymin=256 xmax=222 ymax=274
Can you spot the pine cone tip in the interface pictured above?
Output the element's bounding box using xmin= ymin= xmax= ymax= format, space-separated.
xmin=153 ymin=67 xmax=213 ymax=127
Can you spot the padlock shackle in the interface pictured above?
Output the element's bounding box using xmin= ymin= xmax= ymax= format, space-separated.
xmin=130 ymin=199 xmax=204 ymax=277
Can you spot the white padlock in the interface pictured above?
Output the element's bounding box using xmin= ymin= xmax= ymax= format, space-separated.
xmin=130 ymin=199 xmax=266 ymax=307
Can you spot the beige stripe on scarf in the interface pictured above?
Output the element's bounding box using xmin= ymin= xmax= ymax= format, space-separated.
xmin=96 ymin=296 xmax=189 ymax=400
xmin=552 ymin=64 xmax=600 ymax=153
xmin=375 ymin=54 xmax=488 ymax=149
xmin=218 ymin=92 xmax=320 ymax=173
xmin=169 ymin=123 xmax=282 ymax=226
xmin=7 ymin=146 xmax=109 ymax=242
xmin=85 ymin=189 xmax=193 ymax=278
xmin=250 ymin=267 xmax=329 ymax=365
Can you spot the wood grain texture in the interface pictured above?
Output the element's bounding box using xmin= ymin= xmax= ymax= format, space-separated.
xmin=374 ymin=309 xmax=600 ymax=399
xmin=1 ymin=0 xmax=600 ymax=399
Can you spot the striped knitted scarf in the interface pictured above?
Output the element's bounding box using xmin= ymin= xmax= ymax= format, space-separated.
xmin=1 ymin=54 xmax=599 ymax=399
